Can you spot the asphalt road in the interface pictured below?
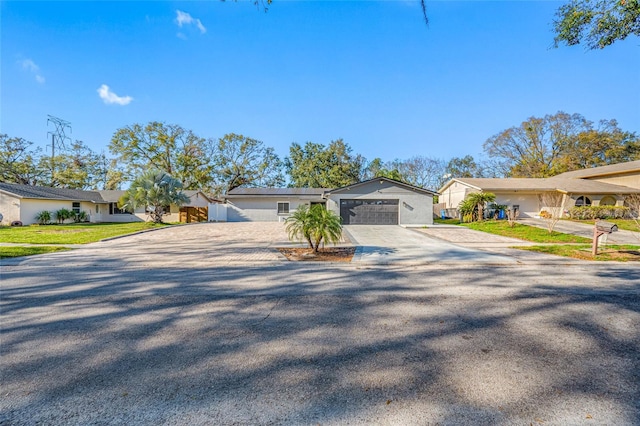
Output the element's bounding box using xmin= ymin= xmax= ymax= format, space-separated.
xmin=1 ymin=223 xmax=639 ymax=425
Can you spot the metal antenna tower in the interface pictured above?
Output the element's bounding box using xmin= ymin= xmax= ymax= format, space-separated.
xmin=47 ymin=115 xmax=72 ymax=182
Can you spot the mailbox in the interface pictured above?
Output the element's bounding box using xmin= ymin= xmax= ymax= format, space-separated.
xmin=595 ymin=221 xmax=618 ymax=233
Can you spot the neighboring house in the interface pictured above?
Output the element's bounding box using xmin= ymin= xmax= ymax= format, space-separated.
xmin=225 ymin=177 xmax=437 ymax=226
xmin=438 ymin=160 xmax=640 ymax=218
xmin=0 ymin=182 xmax=212 ymax=225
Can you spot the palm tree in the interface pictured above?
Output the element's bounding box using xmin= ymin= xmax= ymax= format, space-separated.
xmin=465 ymin=192 xmax=496 ymax=222
xmin=308 ymin=204 xmax=342 ymax=252
xmin=119 ymin=170 xmax=190 ymax=223
xmin=285 ymin=204 xmax=343 ymax=252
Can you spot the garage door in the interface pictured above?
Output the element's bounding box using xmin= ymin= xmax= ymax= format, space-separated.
xmin=340 ymin=199 xmax=399 ymax=225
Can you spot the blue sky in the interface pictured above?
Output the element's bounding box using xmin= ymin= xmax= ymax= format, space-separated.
xmin=2 ymin=1 xmax=639 ymax=164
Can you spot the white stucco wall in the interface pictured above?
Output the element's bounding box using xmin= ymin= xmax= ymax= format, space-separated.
xmin=440 ymin=182 xmax=473 ymax=210
xmin=0 ymin=192 xmax=21 ymax=225
xmin=492 ymin=192 xmax=540 ymax=218
xmin=588 ymin=173 xmax=640 ymax=190
xmin=326 ymin=180 xmax=434 ymax=226
xmin=226 ymin=198 xmax=312 ymax=222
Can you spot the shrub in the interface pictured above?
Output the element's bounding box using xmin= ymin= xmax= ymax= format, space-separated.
xmin=35 ymin=210 xmax=52 ymax=225
xmin=539 ymin=210 xmax=552 ymax=219
xmin=74 ymin=211 xmax=89 ymax=223
xmin=54 ymin=208 xmax=73 ymax=224
xmin=568 ymin=205 xmax=631 ymax=220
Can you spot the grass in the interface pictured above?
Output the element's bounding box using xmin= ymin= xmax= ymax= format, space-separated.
xmin=0 ymin=222 xmax=171 ymax=244
xmin=517 ymin=244 xmax=640 ymax=262
xmin=434 ymin=218 xmax=591 ymax=243
xmin=567 ymin=219 xmax=640 ymax=233
xmin=463 ymin=221 xmax=591 ymax=243
xmin=0 ymin=246 xmax=71 ymax=259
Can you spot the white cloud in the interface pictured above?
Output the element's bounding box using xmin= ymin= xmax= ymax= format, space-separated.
xmin=97 ymin=84 xmax=133 ymax=106
xmin=19 ymin=58 xmax=45 ymax=84
xmin=175 ymin=10 xmax=206 ymax=35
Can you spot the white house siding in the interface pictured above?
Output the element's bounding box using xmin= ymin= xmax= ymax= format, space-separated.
xmin=0 ymin=192 xmax=21 ymax=225
xmin=326 ymin=180 xmax=433 ymax=226
xmin=587 ymin=174 xmax=640 ymax=190
xmin=441 ymin=182 xmax=474 ymax=210
xmin=492 ymin=192 xmax=540 ymax=218
xmin=227 ymin=198 xmax=311 ymax=222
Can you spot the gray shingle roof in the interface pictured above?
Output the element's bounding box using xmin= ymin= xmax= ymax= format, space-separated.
xmin=441 ymin=177 xmax=640 ymax=194
xmin=0 ymin=182 xmax=105 ymax=202
xmin=553 ymin=160 xmax=640 ymax=179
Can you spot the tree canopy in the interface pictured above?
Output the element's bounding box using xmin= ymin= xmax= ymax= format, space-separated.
xmin=553 ymin=0 xmax=640 ymax=49
xmin=483 ymin=111 xmax=640 ymax=178
xmin=0 ymin=134 xmax=45 ymax=185
xmin=286 ymin=139 xmax=364 ymax=188
xmin=212 ymin=133 xmax=285 ymax=195
xmin=109 ymin=122 xmax=215 ymax=191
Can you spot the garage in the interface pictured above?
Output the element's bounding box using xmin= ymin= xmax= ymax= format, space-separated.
xmin=340 ymin=199 xmax=399 ymax=225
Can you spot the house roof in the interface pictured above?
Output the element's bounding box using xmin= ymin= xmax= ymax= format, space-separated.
xmin=0 ymin=183 xmax=214 ymax=204
xmin=326 ymin=177 xmax=439 ymax=196
xmin=438 ymin=177 xmax=640 ymax=195
xmin=225 ymin=188 xmax=328 ymax=198
xmin=553 ymin=160 xmax=640 ymax=179
xmin=0 ymin=182 xmax=105 ymax=202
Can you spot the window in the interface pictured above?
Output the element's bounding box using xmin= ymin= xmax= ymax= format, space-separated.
xmin=575 ymin=196 xmax=592 ymax=207
xmin=599 ymin=196 xmax=616 ymax=206
xmin=109 ymin=203 xmax=131 ymax=215
xmin=72 ymin=202 xmax=81 ymax=214
xmin=277 ymin=202 xmax=290 ymax=214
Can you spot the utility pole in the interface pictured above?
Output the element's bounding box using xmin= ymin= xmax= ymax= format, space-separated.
xmin=47 ymin=115 xmax=71 ymax=185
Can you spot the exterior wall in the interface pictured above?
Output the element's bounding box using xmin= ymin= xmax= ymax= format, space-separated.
xmin=441 ymin=182 xmax=474 ymax=209
xmin=0 ymin=193 xmax=21 ymax=225
xmin=326 ymin=180 xmax=433 ymax=226
xmin=492 ymin=192 xmax=540 ymax=218
xmin=185 ymin=193 xmax=210 ymax=208
xmin=227 ymin=198 xmax=312 ymax=222
xmin=588 ymin=173 xmax=640 ymax=190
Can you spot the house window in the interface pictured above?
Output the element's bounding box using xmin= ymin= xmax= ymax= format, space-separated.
xmin=277 ymin=202 xmax=290 ymax=215
xmin=600 ymin=196 xmax=616 ymax=206
xmin=109 ymin=203 xmax=131 ymax=215
xmin=575 ymin=196 xmax=592 ymax=207
xmin=72 ymin=202 xmax=81 ymax=214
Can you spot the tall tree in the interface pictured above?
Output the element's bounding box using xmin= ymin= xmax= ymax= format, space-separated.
xmin=109 ymin=122 xmax=215 ymax=191
xmin=212 ymin=133 xmax=284 ymax=195
xmin=119 ymin=170 xmax=190 ymax=223
xmin=286 ymin=139 xmax=365 ymax=188
xmin=362 ymin=158 xmax=404 ymax=182
xmin=395 ymin=156 xmax=446 ymax=189
xmin=0 ymin=134 xmax=45 ymax=185
xmin=553 ymin=0 xmax=640 ymax=49
xmin=445 ymin=155 xmax=484 ymax=179
xmin=49 ymin=140 xmax=107 ymax=189
xmin=483 ymin=111 xmax=640 ymax=178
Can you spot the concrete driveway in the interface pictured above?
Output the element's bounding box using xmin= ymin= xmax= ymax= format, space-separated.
xmin=2 ymin=223 xmax=639 ymax=424
xmin=344 ymin=225 xmax=518 ymax=265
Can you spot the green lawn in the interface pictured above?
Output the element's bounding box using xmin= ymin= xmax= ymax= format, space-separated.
xmin=517 ymin=244 xmax=640 ymax=262
xmin=0 ymin=246 xmax=71 ymax=259
xmin=567 ymin=219 xmax=640 ymax=233
xmin=0 ymin=222 xmax=171 ymax=244
xmin=434 ymin=218 xmax=591 ymax=243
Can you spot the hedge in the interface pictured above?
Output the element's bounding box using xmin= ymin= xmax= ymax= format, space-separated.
xmin=568 ymin=205 xmax=631 ymax=220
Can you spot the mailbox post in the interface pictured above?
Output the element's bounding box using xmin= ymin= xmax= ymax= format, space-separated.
xmin=592 ymin=220 xmax=618 ymax=256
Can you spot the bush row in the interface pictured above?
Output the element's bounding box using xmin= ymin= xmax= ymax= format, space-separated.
xmin=568 ymin=206 xmax=631 ymax=220
xmin=35 ymin=209 xmax=89 ymax=224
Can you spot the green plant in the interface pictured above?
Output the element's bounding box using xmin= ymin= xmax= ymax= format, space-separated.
xmin=459 ymin=192 xmax=496 ymax=222
xmin=54 ymin=208 xmax=73 ymax=224
xmin=568 ymin=205 xmax=631 ymax=220
xmin=74 ymin=211 xmax=89 ymax=223
xmin=119 ymin=170 xmax=190 ymax=223
xmin=285 ymin=204 xmax=343 ymax=252
xmin=35 ymin=210 xmax=52 ymax=225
